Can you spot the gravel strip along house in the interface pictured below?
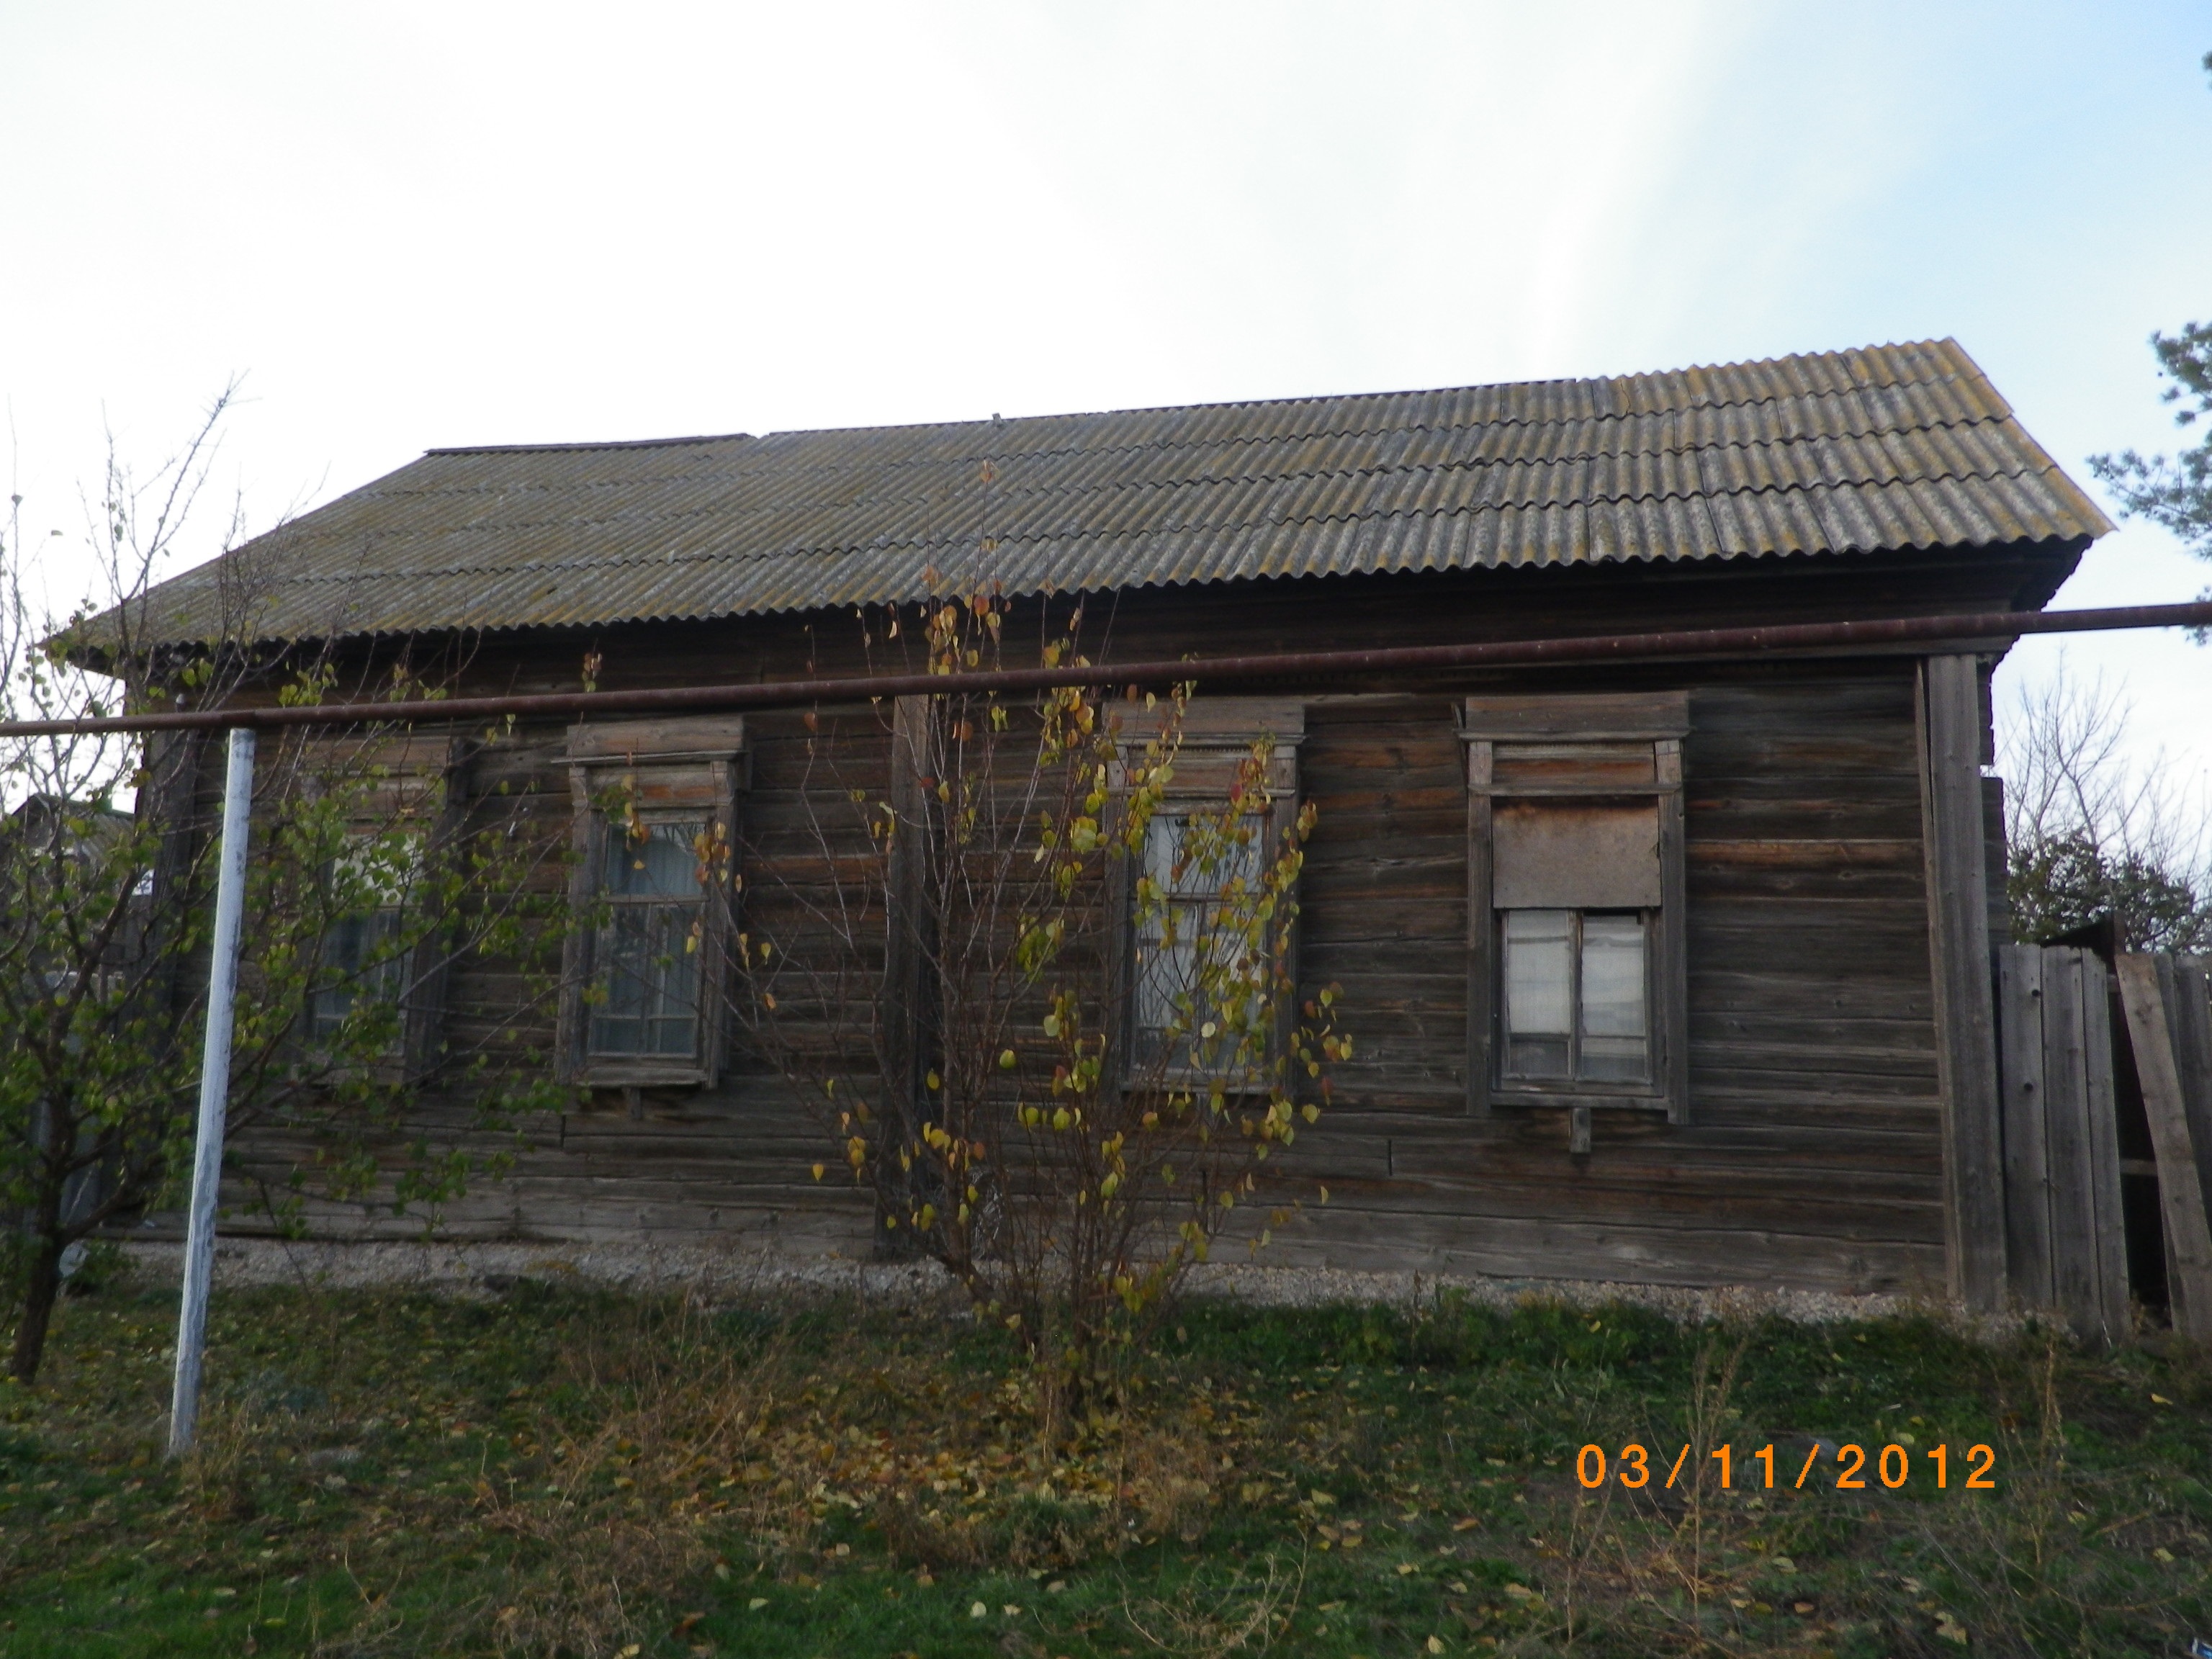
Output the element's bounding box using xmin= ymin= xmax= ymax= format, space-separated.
xmin=123 ymin=339 xmax=2112 ymax=1310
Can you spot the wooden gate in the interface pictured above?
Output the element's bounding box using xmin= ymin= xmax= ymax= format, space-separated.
xmin=1996 ymin=947 xmax=2212 ymax=1342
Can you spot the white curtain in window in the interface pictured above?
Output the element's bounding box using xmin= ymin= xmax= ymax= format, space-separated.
xmin=590 ymin=819 xmax=705 ymax=1058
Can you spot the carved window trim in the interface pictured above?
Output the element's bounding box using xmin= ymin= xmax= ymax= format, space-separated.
xmin=1461 ymin=693 xmax=1689 ymax=1123
xmin=559 ymin=716 xmax=749 ymax=1090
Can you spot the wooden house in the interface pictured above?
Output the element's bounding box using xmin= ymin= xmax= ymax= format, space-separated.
xmin=132 ymin=339 xmax=2113 ymax=1308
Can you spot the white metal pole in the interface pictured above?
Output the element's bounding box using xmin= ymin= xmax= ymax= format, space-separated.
xmin=168 ymin=727 xmax=254 ymax=1457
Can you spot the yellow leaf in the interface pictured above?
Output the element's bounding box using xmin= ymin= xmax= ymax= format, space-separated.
xmin=811 ymin=1164 xmax=824 ymax=1181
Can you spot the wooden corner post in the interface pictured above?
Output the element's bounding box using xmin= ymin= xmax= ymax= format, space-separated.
xmin=1917 ymin=655 xmax=2007 ymax=1310
xmin=877 ymin=695 xmax=936 ymax=1256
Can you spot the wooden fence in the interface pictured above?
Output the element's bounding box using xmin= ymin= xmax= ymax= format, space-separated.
xmin=1997 ymin=947 xmax=2212 ymax=1342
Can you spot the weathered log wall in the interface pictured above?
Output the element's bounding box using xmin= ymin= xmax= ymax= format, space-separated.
xmin=1256 ymin=674 xmax=1944 ymax=1292
xmin=203 ymin=552 xmax=2067 ymax=1290
xmin=219 ymin=673 xmax=1948 ymax=1294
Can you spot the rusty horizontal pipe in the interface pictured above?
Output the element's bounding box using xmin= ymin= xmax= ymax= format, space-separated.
xmin=8 ymin=599 xmax=2211 ymax=739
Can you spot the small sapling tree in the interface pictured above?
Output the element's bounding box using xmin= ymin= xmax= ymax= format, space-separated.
xmin=0 ymin=408 xmax=567 ymax=1382
xmin=727 ymin=586 xmax=1347 ymax=1433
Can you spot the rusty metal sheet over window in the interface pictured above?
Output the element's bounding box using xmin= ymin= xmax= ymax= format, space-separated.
xmin=1493 ymin=799 xmax=1660 ymax=909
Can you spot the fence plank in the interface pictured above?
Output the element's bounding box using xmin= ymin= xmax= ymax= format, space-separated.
xmin=1998 ymin=945 xmax=2053 ymax=1308
xmin=2117 ymin=953 xmax=2212 ymax=1341
xmin=2164 ymin=958 xmax=2212 ymax=1220
xmin=2043 ymin=951 xmax=2102 ymax=1336
xmin=2080 ymin=957 xmax=2131 ymax=1342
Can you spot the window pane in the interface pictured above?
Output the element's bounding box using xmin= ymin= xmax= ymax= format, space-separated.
xmin=1143 ymin=813 xmax=1187 ymax=896
xmin=313 ymin=832 xmax=423 ymax=1045
xmin=1133 ymin=825 xmax=1179 ymax=1058
xmin=1579 ymin=912 xmax=1649 ymax=1082
xmin=312 ymin=907 xmax=408 ymax=1041
xmin=1143 ymin=811 xmax=1262 ymax=900
xmin=331 ymin=835 xmax=423 ymax=907
xmin=1133 ymin=930 xmax=1195 ymax=1066
xmin=1212 ymin=819 xmax=1265 ymax=893
xmin=1501 ymin=909 xmax=1572 ymax=1079
xmin=602 ymin=820 xmax=705 ymax=896
xmin=1136 ymin=812 xmax=1269 ymax=1075
xmin=590 ymin=902 xmax=701 ymax=1057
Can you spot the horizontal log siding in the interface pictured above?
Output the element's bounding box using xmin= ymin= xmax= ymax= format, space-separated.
xmin=1680 ymin=678 xmax=1943 ymax=1285
xmin=225 ymin=708 xmax=886 ymax=1256
xmin=1258 ymin=673 xmax=1943 ymax=1292
xmin=212 ymin=592 xmax=1950 ymax=1293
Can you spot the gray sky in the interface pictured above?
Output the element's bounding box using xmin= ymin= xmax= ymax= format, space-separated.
xmin=3 ymin=1 xmax=2207 ymax=792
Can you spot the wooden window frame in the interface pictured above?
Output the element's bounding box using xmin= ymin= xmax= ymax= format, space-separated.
xmin=559 ymin=716 xmax=749 ymax=1090
xmin=1110 ymin=698 xmax=1305 ymax=1096
xmin=298 ymin=731 xmax=469 ymax=1081
xmin=1462 ymin=693 xmax=1689 ymax=1123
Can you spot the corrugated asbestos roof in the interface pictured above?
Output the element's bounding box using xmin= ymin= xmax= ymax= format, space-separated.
xmin=136 ymin=338 xmax=2110 ymax=644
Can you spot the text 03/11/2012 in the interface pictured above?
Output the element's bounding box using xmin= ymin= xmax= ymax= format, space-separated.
xmin=1575 ymin=1441 xmax=1996 ymax=1492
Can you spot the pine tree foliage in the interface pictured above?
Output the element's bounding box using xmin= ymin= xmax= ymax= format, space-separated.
xmin=2089 ymin=318 xmax=2212 ymax=568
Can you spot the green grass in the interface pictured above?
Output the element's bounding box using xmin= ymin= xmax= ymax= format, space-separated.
xmin=3 ymin=1272 xmax=2211 ymax=1656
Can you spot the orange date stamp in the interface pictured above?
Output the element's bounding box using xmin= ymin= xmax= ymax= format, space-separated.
xmin=1575 ymin=1440 xmax=1997 ymax=1492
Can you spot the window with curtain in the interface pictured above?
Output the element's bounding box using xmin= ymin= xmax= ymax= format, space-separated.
xmin=588 ymin=817 xmax=708 ymax=1059
xmin=310 ymin=835 xmax=418 ymax=1046
xmin=1131 ymin=808 xmax=1269 ymax=1076
xmin=1499 ymin=909 xmax=1650 ymax=1083
xmin=298 ymin=729 xmax=462 ymax=1071
xmin=559 ymin=715 xmax=747 ymax=1090
xmin=1491 ymin=796 xmax=1660 ymax=1087
xmin=1462 ymin=693 xmax=1689 ymax=1121
xmin=1117 ymin=697 xmax=1306 ymax=1091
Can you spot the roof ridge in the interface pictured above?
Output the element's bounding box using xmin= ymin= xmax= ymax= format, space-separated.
xmin=418 ymin=341 xmax=1966 ymax=458
xmin=424 ymin=431 xmax=757 ymax=457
